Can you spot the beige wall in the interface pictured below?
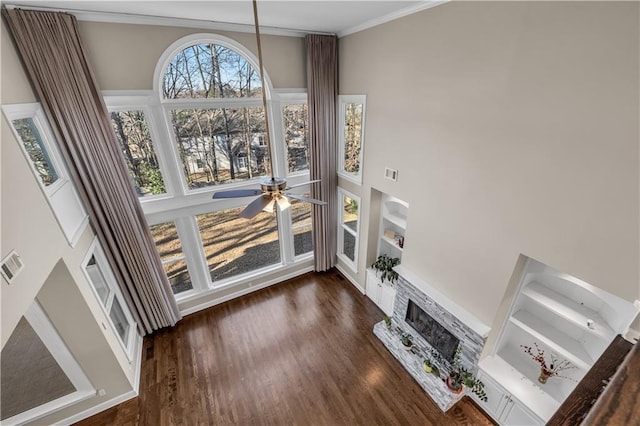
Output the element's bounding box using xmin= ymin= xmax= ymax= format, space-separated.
xmin=77 ymin=21 xmax=306 ymax=91
xmin=1 ymin=16 xmax=307 ymax=423
xmin=339 ymin=1 xmax=639 ymax=326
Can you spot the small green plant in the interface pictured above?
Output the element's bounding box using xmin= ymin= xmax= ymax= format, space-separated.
xmin=383 ymin=315 xmax=392 ymax=329
xmin=400 ymin=332 xmax=413 ymax=348
xmin=372 ymin=254 xmax=400 ymax=284
xmin=447 ymin=346 xmax=487 ymax=401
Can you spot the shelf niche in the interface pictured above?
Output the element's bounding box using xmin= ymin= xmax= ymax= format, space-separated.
xmin=474 ymin=256 xmax=640 ymax=424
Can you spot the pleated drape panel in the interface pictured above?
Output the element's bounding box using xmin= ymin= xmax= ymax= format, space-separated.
xmin=305 ymin=34 xmax=338 ymax=271
xmin=3 ymin=8 xmax=181 ymax=334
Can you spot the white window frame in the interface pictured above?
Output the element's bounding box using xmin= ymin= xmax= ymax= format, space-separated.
xmin=276 ymin=90 xmax=310 ymax=177
xmin=82 ymin=238 xmax=138 ymax=360
xmin=2 ymin=103 xmax=89 ymax=247
xmin=337 ymin=188 xmax=361 ymax=272
xmin=101 ymin=35 xmax=314 ymax=306
xmin=337 ymin=95 xmax=366 ymax=185
xmin=1 ymin=301 xmax=95 ymax=426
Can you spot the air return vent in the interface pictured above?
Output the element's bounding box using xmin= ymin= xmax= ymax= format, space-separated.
xmin=1 ymin=250 xmax=24 ymax=284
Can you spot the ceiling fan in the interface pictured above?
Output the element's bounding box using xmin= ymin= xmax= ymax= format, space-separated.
xmin=211 ymin=0 xmax=326 ymax=219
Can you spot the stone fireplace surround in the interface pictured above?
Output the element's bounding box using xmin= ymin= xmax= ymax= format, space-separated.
xmin=373 ymin=266 xmax=490 ymax=411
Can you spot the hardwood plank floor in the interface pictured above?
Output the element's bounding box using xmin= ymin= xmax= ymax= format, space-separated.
xmin=75 ymin=270 xmax=494 ymax=426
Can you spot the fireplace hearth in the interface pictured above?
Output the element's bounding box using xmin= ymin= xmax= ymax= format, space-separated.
xmin=373 ymin=265 xmax=490 ymax=411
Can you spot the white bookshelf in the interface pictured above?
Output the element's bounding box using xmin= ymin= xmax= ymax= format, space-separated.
xmin=475 ymin=258 xmax=639 ymax=424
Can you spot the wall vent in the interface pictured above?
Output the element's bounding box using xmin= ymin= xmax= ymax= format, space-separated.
xmin=1 ymin=250 xmax=24 ymax=284
xmin=384 ymin=167 xmax=398 ymax=182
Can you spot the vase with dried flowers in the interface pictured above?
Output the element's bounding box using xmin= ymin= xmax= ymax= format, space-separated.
xmin=521 ymin=343 xmax=576 ymax=384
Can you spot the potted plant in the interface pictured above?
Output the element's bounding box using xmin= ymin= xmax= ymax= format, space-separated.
xmin=400 ymin=332 xmax=413 ymax=350
xmin=422 ymin=358 xmax=440 ymax=377
xmin=521 ymin=342 xmax=576 ymax=384
xmin=446 ymin=347 xmax=487 ymax=401
xmin=383 ymin=315 xmax=392 ymax=330
xmin=372 ymin=254 xmax=400 ymax=284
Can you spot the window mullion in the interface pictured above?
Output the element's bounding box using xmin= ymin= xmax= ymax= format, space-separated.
xmin=175 ymin=216 xmax=211 ymax=292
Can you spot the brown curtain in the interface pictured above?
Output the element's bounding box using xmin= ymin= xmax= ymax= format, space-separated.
xmin=306 ymin=34 xmax=338 ymax=271
xmin=3 ymin=9 xmax=181 ymax=334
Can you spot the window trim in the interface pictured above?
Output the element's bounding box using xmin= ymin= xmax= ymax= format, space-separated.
xmin=101 ymin=34 xmax=313 ymax=307
xmin=2 ymin=103 xmax=89 ymax=247
xmin=82 ymin=238 xmax=138 ymax=360
xmin=337 ymin=95 xmax=366 ymax=185
xmin=1 ymin=301 xmax=95 ymax=426
xmin=337 ymin=188 xmax=361 ymax=272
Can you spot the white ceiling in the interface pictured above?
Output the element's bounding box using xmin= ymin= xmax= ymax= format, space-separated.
xmin=2 ymin=0 xmax=444 ymax=36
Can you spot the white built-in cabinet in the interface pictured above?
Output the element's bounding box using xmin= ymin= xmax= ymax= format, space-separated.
xmin=366 ymin=194 xmax=408 ymax=315
xmin=473 ymin=257 xmax=639 ymax=425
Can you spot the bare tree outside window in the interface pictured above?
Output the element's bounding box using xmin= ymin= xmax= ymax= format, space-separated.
xmin=149 ymin=222 xmax=193 ymax=294
xmin=283 ymin=104 xmax=309 ymax=172
xmin=343 ymin=103 xmax=363 ymax=174
xmin=12 ymin=118 xmax=58 ymax=186
xmin=110 ymin=111 xmax=166 ymax=196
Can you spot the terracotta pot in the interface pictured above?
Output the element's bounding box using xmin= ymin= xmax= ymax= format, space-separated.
xmin=446 ymin=376 xmax=464 ymax=393
xmin=538 ymin=368 xmax=554 ymax=384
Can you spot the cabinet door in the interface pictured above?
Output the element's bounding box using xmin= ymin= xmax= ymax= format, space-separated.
xmin=365 ymin=269 xmax=381 ymax=303
xmin=503 ymin=399 xmax=543 ymax=426
xmin=379 ymin=283 xmax=397 ymax=316
xmin=474 ymin=371 xmax=510 ymax=421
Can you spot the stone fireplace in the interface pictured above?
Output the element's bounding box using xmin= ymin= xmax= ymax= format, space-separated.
xmin=373 ymin=266 xmax=490 ymax=411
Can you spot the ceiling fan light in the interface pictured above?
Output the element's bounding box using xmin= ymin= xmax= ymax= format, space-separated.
xmin=276 ymin=194 xmax=291 ymax=211
xmin=262 ymin=197 xmax=276 ymax=213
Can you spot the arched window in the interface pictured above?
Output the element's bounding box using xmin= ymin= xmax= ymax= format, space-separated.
xmin=103 ymin=34 xmax=312 ymax=302
xmin=157 ymin=36 xmax=272 ymax=190
xmin=162 ymin=43 xmax=262 ymax=99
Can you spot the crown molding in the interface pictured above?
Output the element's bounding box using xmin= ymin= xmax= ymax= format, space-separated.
xmin=2 ymin=4 xmax=330 ymax=38
xmin=337 ymin=0 xmax=448 ymax=38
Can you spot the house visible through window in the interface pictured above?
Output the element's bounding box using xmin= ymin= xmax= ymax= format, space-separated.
xmin=104 ymin=34 xmax=313 ymax=303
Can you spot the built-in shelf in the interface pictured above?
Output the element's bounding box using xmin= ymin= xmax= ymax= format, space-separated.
xmin=474 ymin=257 xmax=640 ymax=425
xmin=521 ymin=282 xmax=614 ymax=339
xmin=382 ymin=212 xmax=407 ymax=229
xmin=509 ymin=310 xmax=592 ymax=369
xmin=380 ymin=235 xmax=403 ymax=252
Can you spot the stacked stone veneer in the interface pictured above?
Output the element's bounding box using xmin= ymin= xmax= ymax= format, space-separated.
xmin=373 ymin=272 xmax=488 ymax=411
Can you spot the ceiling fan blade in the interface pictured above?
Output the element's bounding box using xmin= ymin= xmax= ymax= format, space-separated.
xmin=285 ymin=193 xmax=327 ymax=206
xmin=239 ymin=195 xmax=273 ymax=219
xmin=212 ymin=189 xmax=263 ymax=199
xmin=262 ymin=198 xmax=276 ymax=213
xmin=285 ymin=179 xmax=321 ymax=190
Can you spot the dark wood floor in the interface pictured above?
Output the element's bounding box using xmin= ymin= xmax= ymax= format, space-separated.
xmin=75 ymin=270 xmax=494 ymax=425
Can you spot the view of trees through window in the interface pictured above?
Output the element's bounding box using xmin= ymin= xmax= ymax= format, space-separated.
xmin=343 ymin=103 xmax=363 ymax=174
xmin=170 ymin=107 xmax=270 ymax=188
xmin=103 ymin=37 xmax=314 ymax=300
xmin=282 ymin=104 xmax=309 ymax=172
xmin=110 ymin=111 xmax=166 ymax=196
xmin=12 ymin=118 xmax=58 ymax=186
xmin=162 ymin=43 xmax=261 ymax=99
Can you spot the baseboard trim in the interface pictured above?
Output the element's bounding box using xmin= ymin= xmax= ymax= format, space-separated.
xmin=54 ymin=390 xmax=138 ymax=426
xmin=180 ymin=265 xmax=315 ymax=316
xmin=335 ymin=264 xmax=365 ymax=294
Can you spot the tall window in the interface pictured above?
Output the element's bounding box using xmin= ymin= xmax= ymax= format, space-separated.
xmin=82 ymin=239 xmax=137 ymax=359
xmin=104 ymin=34 xmax=312 ymax=304
xmin=337 ymin=189 xmax=360 ymax=271
xmin=110 ymin=110 xmax=166 ymax=197
xmin=338 ymin=95 xmax=366 ymax=184
xmin=3 ymin=103 xmax=88 ymax=246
